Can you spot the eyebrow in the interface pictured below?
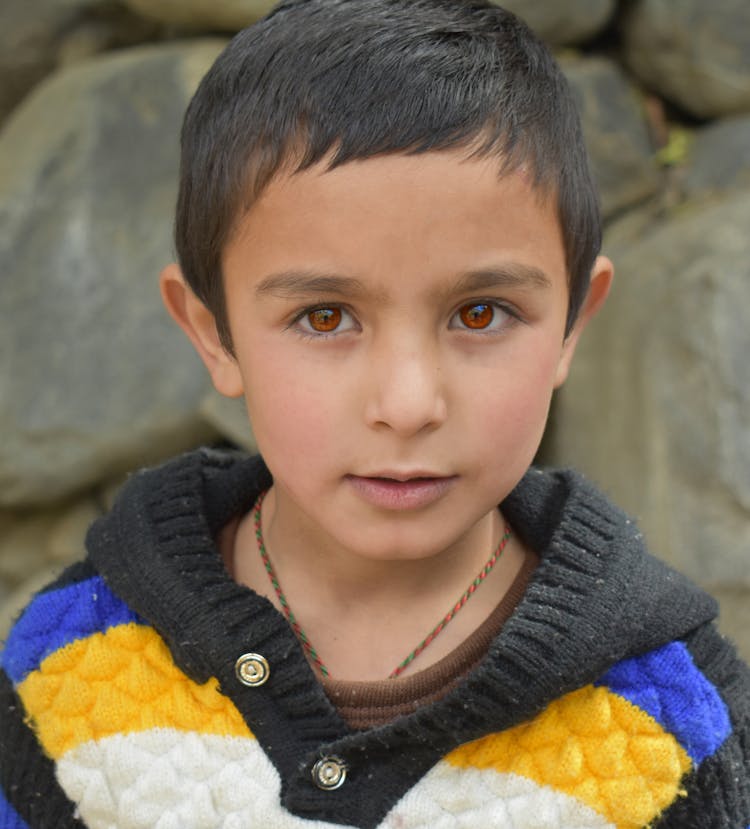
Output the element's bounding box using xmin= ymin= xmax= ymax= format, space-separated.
xmin=254 ymin=271 xmax=368 ymax=299
xmin=450 ymin=264 xmax=553 ymax=295
xmin=254 ymin=262 xmax=552 ymax=301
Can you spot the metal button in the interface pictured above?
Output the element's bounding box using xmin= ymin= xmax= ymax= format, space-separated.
xmin=312 ymin=756 xmax=347 ymax=790
xmin=235 ymin=653 xmax=270 ymax=687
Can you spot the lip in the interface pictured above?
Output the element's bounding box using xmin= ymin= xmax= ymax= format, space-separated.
xmin=345 ymin=473 xmax=457 ymax=511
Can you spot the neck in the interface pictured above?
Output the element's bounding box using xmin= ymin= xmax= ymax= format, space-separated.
xmin=229 ymin=485 xmax=526 ymax=680
xmin=265 ymin=485 xmax=503 ymax=606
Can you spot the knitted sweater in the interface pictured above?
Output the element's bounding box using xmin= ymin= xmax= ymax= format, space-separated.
xmin=1 ymin=449 xmax=749 ymax=829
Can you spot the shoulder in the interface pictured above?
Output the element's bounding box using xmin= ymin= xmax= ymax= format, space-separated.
xmin=447 ymin=626 xmax=749 ymax=827
xmin=595 ymin=632 xmax=741 ymax=768
xmin=603 ymin=627 xmax=750 ymax=827
xmin=0 ymin=561 xmax=143 ymax=827
xmin=1 ymin=560 xmax=142 ymax=691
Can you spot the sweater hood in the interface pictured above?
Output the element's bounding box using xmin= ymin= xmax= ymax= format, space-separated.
xmin=498 ymin=465 xmax=718 ymax=699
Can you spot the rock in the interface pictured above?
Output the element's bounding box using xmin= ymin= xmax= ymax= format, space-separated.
xmin=495 ymin=0 xmax=616 ymax=45
xmin=0 ymin=581 xmax=9 ymax=623
xmin=47 ymin=497 xmax=101 ymax=563
xmin=200 ymin=393 xmax=256 ymax=451
xmin=0 ymin=0 xmax=161 ymax=125
xmin=682 ymin=115 xmax=750 ymax=200
xmin=123 ymin=0 xmax=276 ymax=31
xmin=552 ymin=190 xmax=750 ymax=588
xmin=0 ymin=496 xmax=98 ymax=601
xmin=622 ymin=0 xmax=750 ymax=119
xmin=0 ymin=41 xmax=229 ymax=507
xmin=710 ymin=586 xmax=750 ymax=665
xmin=0 ymin=568 xmax=62 ymax=643
xmin=561 ymin=55 xmax=661 ymax=218
xmin=0 ymin=509 xmax=64 ymax=587
xmin=99 ymin=472 xmax=132 ymax=513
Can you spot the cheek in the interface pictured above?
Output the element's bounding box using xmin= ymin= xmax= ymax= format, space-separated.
xmin=241 ymin=348 xmax=346 ymax=460
xmin=484 ymin=385 xmax=552 ymax=444
xmin=474 ymin=346 xmax=560 ymax=453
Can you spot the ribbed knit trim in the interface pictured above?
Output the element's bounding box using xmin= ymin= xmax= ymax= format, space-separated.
xmin=88 ymin=451 xmax=356 ymax=819
xmin=322 ymin=551 xmax=538 ymax=730
xmin=86 ymin=450 xmax=720 ymax=829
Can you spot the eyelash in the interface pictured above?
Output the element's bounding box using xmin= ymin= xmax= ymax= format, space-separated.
xmin=288 ymin=299 xmax=521 ymax=339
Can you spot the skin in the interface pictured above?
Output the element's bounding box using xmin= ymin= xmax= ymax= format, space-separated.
xmin=161 ymin=149 xmax=612 ymax=680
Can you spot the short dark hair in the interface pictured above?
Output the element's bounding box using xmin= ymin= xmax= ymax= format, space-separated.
xmin=175 ymin=0 xmax=602 ymax=352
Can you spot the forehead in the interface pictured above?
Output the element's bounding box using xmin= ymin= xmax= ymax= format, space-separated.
xmin=223 ymin=150 xmax=568 ymax=299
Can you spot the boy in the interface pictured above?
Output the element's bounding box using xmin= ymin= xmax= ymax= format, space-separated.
xmin=2 ymin=0 xmax=749 ymax=826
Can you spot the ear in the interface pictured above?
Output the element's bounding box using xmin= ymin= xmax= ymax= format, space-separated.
xmin=554 ymin=255 xmax=614 ymax=388
xmin=159 ymin=263 xmax=245 ymax=398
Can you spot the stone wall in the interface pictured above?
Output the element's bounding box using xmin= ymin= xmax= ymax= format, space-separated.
xmin=1 ymin=0 xmax=749 ymax=658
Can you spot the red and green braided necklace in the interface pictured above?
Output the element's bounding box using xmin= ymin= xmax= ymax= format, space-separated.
xmin=252 ymin=491 xmax=511 ymax=679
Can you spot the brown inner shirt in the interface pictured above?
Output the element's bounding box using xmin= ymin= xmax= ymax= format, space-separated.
xmin=321 ymin=551 xmax=538 ymax=730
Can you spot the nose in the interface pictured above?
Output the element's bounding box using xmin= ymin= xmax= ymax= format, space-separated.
xmin=364 ymin=338 xmax=448 ymax=436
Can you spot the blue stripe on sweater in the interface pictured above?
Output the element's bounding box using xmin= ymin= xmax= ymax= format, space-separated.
xmin=0 ymin=789 xmax=30 ymax=829
xmin=596 ymin=641 xmax=731 ymax=764
xmin=1 ymin=576 xmax=141 ymax=685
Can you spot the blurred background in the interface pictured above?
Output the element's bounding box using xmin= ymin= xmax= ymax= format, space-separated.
xmin=1 ymin=0 xmax=749 ymax=658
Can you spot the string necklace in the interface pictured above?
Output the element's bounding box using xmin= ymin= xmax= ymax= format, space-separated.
xmin=252 ymin=491 xmax=511 ymax=679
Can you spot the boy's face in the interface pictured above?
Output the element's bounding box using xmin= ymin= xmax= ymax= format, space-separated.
xmin=164 ymin=150 xmax=610 ymax=562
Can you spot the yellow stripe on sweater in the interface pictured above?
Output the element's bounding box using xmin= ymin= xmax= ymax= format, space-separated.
xmin=17 ymin=623 xmax=253 ymax=759
xmin=446 ymin=685 xmax=691 ymax=829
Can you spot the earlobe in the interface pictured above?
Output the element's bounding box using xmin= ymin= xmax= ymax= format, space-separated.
xmin=159 ymin=263 xmax=245 ymax=398
xmin=554 ymin=255 xmax=614 ymax=388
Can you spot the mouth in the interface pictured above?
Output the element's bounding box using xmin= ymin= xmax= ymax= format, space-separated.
xmin=345 ymin=473 xmax=457 ymax=510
